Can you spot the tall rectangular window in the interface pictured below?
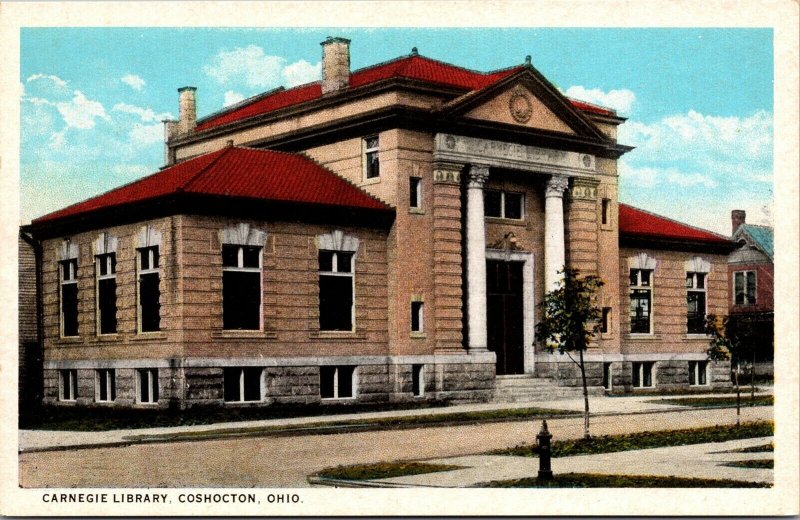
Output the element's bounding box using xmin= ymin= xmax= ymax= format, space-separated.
xmin=59 ymin=369 xmax=77 ymax=401
xmin=632 ymin=361 xmax=654 ymax=388
xmin=601 ymin=307 xmax=612 ymax=334
xmin=59 ymin=259 xmax=79 ymax=337
xmin=222 ymin=244 xmax=262 ymax=330
xmin=96 ymin=253 xmax=117 ymax=334
xmin=138 ymin=246 xmax=161 ymax=332
xmin=484 ymin=189 xmax=524 ymax=220
xmin=318 ymin=251 xmax=354 ymax=331
xmin=96 ymin=369 xmax=116 ymax=402
xmin=686 ymin=272 xmax=707 ymax=334
xmin=137 ymin=369 xmax=159 ymax=404
xmin=364 ymin=136 xmax=380 ymax=179
xmin=223 ymin=367 xmax=263 ymax=402
xmin=412 ymin=364 xmax=424 ymax=397
xmin=411 ymin=301 xmax=424 ymax=333
xmin=629 ymin=269 xmax=653 ymax=334
xmin=689 ymin=361 xmax=708 ymax=386
xmin=409 ymin=177 xmax=422 ymax=209
xmin=734 ymin=271 xmax=757 ymax=305
xmin=601 ymin=198 xmax=611 ymax=225
xmin=320 ymin=366 xmax=356 ymax=399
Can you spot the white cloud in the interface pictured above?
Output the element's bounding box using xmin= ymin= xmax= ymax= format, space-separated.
xmin=26 ymin=73 xmax=68 ymax=88
xmin=205 ymin=45 xmax=321 ymax=89
xmin=223 ymin=90 xmax=246 ymax=107
xmin=113 ymin=102 xmax=172 ymax=122
xmin=619 ymin=163 xmax=660 ymax=188
xmin=282 ymin=59 xmax=321 ymax=87
xmin=49 ymin=129 xmax=67 ymax=148
xmin=112 ymin=164 xmax=151 ymax=178
xmin=56 ymin=90 xmax=109 ymax=130
xmin=205 ymin=45 xmax=284 ymax=88
xmin=121 ymin=74 xmax=146 ymax=91
xmin=129 ymin=123 xmax=163 ymax=145
xmin=620 ymin=163 xmax=717 ymax=189
xmin=565 ymin=86 xmax=636 ymax=115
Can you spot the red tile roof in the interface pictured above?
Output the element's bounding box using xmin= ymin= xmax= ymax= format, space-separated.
xmin=194 ymin=54 xmax=614 ymax=133
xmin=619 ymin=203 xmax=731 ymax=244
xmin=33 ymin=146 xmax=391 ymax=224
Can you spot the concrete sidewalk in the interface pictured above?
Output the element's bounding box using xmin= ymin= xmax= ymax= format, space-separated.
xmin=19 ymin=390 xmax=772 ymax=453
xmin=319 ymin=437 xmax=774 ymax=488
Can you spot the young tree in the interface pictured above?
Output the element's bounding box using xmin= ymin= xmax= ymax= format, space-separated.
xmin=705 ymin=313 xmax=758 ymax=425
xmin=535 ymin=268 xmax=604 ymax=439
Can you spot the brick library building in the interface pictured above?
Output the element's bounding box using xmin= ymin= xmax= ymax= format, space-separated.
xmin=21 ymin=37 xmax=738 ymax=409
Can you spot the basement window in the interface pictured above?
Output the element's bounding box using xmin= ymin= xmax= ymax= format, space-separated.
xmin=364 ymin=136 xmax=380 ymax=179
xmin=138 ymin=246 xmax=161 ymax=332
xmin=318 ymin=251 xmax=354 ymax=331
xmin=59 ymin=259 xmax=79 ymax=337
xmin=59 ymin=369 xmax=78 ymax=401
xmin=689 ymin=361 xmax=708 ymax=386
xmin=96 ymin=369 xmax=116 ymax=402
xmin=412 ymin=364 xmax=424 ymax=397
xmin=96 ymin=253 xmax=117 ymax=334
xmin=222 ymin=244 xmax=262 ymax=330
xmin=602 ymin=362 xmax=612 ymax=391
xmin=223 ymin=367 xmax=263 ymax=402
xmin=137 ymin=368 xmax=159 ymax=404
xmin=632 ymin=361 xmax=654 ymax=388
xmin=320 ymin=365 xmax=356 ymax=399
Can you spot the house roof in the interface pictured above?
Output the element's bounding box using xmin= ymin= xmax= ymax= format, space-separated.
xmin=619 ymin=203 xmax=732 ymax=245
xmin=735 ymin=223 xmax=774 ymax=260
xmin=32 ymin=146 xmax=391 ymax=224
xmin=194 ymin=54 xmax=615 ymax=133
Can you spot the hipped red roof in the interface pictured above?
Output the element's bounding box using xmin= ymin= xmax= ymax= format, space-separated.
xmin=33 ymin=146 xmax=391 ymax=224
xmin=619 ymin=203 xmax=731 ymax=244
xmin=194 ymin=54 xmax=614 ymax=133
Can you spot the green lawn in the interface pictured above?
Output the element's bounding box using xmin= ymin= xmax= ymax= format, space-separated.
xmin=649 ymin=395 xmax=773 ymax=408
xmin=480 ymin=473 xmax=771 ymax=488
xmin=314 ymin=462 xmax=464 ymax=481
xmin=493 ymin=421 xmax=774 ymax=458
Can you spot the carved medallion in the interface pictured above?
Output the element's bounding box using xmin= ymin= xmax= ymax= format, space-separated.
xmin=444 ymin=135 xmax=456 ymax=149
xmin=582 ymin=154 xmax=592 ymax=168
xmin=508 ymin=92 xmax=533 ymax=123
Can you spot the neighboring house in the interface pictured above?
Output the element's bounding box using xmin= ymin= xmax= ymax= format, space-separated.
xmin=22 ymin=37 xmax=737 ymax=410
xmin=728 ymin=210 xmax=774 ymax=372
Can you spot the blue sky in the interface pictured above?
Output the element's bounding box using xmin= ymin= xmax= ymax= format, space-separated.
xmin=20 ymin=28 xmax=773 ymax=234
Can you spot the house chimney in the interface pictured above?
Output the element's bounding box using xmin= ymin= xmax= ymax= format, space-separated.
xmin=731 ymin=209 xmax=746 ymax=234
xmin=320 ymin=37 xmax=351 ymax=95
xmin=177 ymin=86 xmax=197 ymax=134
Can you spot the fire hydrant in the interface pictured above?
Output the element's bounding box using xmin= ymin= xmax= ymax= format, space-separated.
xmin=537 ymin=419 xmax=553 ymax=480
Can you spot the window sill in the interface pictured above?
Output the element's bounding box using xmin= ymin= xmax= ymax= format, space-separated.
xmin=485 ymin=217 xmax=526 ymax=227
xmin=409 ymin=207 xmax=426 ymax=215
xmin=683 ymin=334 xmax=708 ymax=340
xmin=96 ymin=334 xmax=120 ymax=342
xmin=309 ymin=331 xmax=367 ymax=341
xmin=624 ymin=334 xmax=662 ymax=341
xmin=131 ymin=332 xmax=168 ymax=341
xmin=362 ymin=177 xmax=381 ymax=186
xmin=213 ymin=331 xmax=278 ymax=340
xmin=56 ymin=337 xmax=83 ymax=344
xmin=689 ymin=384 xmax=710 ymax=388
xmin=224 ymin=400 xmax=264 ymax=406
xmin=410 ymin=332 xmax=427 ymax=339
xmin=632 ymin=386 xmax=656 ymax=390
xmin=321 ymin=396 xmax=357 ymax=402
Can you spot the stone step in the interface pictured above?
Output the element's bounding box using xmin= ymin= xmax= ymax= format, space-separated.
xmin=492 ymin=378 xmax=605 ymax=403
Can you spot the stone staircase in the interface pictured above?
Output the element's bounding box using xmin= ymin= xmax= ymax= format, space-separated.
xmin=492 ymin=374 xmax=605 ymax=403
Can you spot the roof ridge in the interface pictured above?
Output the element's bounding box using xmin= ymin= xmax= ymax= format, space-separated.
xmin=619 ymin=202 xmax=730 ymax=241
xmin=196 ymin=86 xmax=288 ymax=125
xmin=181 ymin=146 xmax=234 ymax=191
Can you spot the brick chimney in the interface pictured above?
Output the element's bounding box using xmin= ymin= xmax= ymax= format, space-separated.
xmin=177 ymin=86 xmax=197 ymax=134
xmin=731 ymin=209 xmax=746 ymax=234
xmin=320 ymin=37 xmax=350 ymax=95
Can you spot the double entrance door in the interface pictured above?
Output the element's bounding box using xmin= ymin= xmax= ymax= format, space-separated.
xmin=486 ymin=259 xmax=525 ymax=375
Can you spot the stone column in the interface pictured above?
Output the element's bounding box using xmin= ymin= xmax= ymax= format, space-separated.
xmin=466 ymin=164 xmax=490 ymax=352
xmin=544 ymin=175 xmax=569 ymax=292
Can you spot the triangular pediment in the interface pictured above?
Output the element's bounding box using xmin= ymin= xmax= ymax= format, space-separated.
xmin=464 ymin=84 xmax=576 ymax=134
xmin=437 ymin=68 xmax=610 ymax=142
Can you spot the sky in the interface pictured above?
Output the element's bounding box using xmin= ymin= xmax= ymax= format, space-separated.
xmin=19 ymin=27 xmax=774 ymax=235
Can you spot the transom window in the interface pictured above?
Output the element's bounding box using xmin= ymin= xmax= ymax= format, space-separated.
xmin=96 ymin=369 xmax=116 ymax=402
xmin=686 ymin=272 xmax=707 ymax=334
xmin=689 ymin=361 xmax=708 ymax=386
xmin=138 ymin=246 xmax=161 ymax=332
xmin=364 ymin=136 xmax=380 ymax=179
xmin=484 ymin=190 xmax=524 ymax=220
xmin=629 ymin=269 xmax=653 ymax=334
xmin=223 ymin=367 xmax=263 ymax=402
xmin=222 ymin=244 xmax=262 ymax=330
xmin=632 ymin=361 xmax=654 ymax=388
xmin=59 ymin=259 xmax=79 ymax=337
xmin=96 ymin=253 xmax=117 ymax=334
xmin=320 ymin=365 xmax=356 ymax=399
xmin=734 ymin=271 xmax=757 ymax=305
xmin=318 ymin=251 xmax=354 ymax=331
